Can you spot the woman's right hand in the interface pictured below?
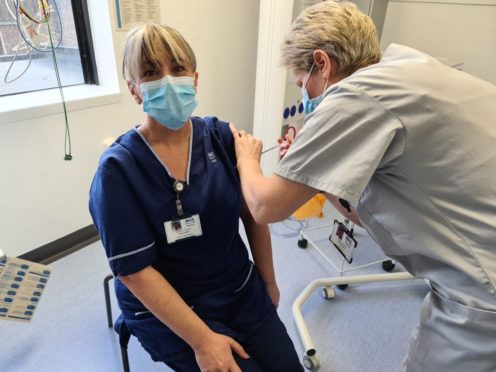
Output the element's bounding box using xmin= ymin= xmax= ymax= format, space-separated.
xmin=278 ymin=133 xmax=294 ymax=159
xmin=194 ymin=331 xmax=249 ymax=372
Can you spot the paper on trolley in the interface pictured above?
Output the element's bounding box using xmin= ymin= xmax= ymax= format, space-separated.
xmin=0 ymin=249 xmax=51 ymax=322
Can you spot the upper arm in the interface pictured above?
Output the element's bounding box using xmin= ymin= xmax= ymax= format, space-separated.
xmin=117 ymin=265 xmax=165 ymax=297
xmin=240 ymin=196 xmax=253 ymax=227
xmin=251 ymin=174 xmax=318 ymax=224
xmin=89 ymin=159 xmax=157 ymax=276
xmin=240 ymin=195 xmax=270 ymax=241
xmin=118 ymin=265 xmax=152 ymax=285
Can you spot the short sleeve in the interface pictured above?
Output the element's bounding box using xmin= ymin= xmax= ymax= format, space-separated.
xmin=276 ymin=83 xmax=405 ymax=205
xmin=203 ymin=116 xmax=237 ymax=168
xmin=89 ymin=153 xmax=157 ymax=276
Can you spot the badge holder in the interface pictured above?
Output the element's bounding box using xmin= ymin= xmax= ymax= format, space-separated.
xmin=164 ymin=181 xmax=203 ymax=244
xmin=329 ymin=219 xmax=357 ymax=264
xmin=329 ymin=199 xmax=357 ymax=264
xmin=0 ymin=248 xmax=52 ymax=322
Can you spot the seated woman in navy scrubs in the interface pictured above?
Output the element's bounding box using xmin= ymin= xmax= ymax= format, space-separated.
xmin=89 ymin=23 xmax=303 ymax=372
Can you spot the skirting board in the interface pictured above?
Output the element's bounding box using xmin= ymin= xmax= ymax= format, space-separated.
xmin=19 ymin=225 xmax=100 ymax=264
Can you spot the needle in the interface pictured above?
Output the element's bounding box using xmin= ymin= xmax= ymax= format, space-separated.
xmin=261 ymin=144 xmax=279 ymax=155
xmin=234 ymin=144 xmax=279 ymax=169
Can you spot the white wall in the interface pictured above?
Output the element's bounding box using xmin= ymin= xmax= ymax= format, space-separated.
xmin=253 ymin=0 xmax=295 ymax=175
xmin=161 ymin=2 xmax=260 ymax=121
xmin=381 ymin=0 xmax=496 ymax=84
xmin=0 ymin=0 xmax=260 ymax=257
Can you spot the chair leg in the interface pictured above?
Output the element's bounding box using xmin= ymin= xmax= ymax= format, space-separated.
xmin=121 ymin=346 xmax=131 ymax=372
xmin=119 ymin=320 xmax=132 ymax=372
xmin=104 ymin=274 xmax=132 ymax=372
xmin=103 ymin=274 xmax=114 ymax=328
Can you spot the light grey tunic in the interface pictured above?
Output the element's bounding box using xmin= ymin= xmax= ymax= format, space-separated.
xmin=277 ymin=44 xmax=496 ymax=371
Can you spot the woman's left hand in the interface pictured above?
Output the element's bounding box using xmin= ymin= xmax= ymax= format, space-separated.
xmin=277 ymin=133 xmax=294 ymax=160
xmin=265 ymin=281 xmax=280 ymax=308
xmin=229 ymin=123 xmax=263 ymax=166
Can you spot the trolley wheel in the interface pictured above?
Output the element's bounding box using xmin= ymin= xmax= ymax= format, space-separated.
xmin=337 ymin=284 xmax=348 ymax=290
xmin=303 ymin=349 xmax=320 ymax=370
xmin=297 ymin=238 xmax=308 ymax=249
xmin=382 ymin=260 xmax=396 ymax=272
xmin=321 ymin=286 xmax=335 ymax=299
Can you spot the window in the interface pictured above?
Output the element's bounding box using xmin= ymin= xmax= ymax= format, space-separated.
xmin=0 ymin=0 xmax=97 ymax=97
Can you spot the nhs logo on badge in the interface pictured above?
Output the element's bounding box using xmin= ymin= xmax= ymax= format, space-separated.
xmin=208 ymin=152 xmax=217 ymax=163
xmin=185 ymin=217 xmax=195 ymax=226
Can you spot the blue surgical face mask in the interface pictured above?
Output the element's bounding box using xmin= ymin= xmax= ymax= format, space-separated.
xmin=301 ymin=63 xmax=327 ymax=114
xmin=139 ymin=75 xmax=198 ymax=130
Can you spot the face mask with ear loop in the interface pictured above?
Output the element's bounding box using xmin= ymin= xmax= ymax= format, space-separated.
xmin=132 ymin=75 xmax=198 ymax=130
xmin=301 ymin=62 xmax=328 ymax=114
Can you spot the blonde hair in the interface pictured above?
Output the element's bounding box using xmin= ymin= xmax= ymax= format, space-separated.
xmin=281 ymin=1 xmax=381 ymax=76
xmin=122 ymin=23 xmax=197 ymax=81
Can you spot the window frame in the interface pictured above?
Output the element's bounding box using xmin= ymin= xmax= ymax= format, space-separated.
xmin=0 ymin=0 xmax=99 ymax=96
xmin=0 ymin=0 xmax=121 ymax=126
xmin=71 ymin=0 xmax=99 ymax=85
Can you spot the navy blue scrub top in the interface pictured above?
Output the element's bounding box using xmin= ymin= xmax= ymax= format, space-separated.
xmin=89 ymin=117 xmax=274 ymax=362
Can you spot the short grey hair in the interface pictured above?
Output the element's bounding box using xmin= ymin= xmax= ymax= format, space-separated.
xmin=122 ymin=23 xmax=197 ymax=82
xmin=281 ymin=1 xmax=381 ymax=76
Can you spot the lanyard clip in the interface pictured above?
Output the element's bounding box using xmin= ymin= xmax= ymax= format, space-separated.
xmin=173 ymin=180 xmax=186 ymax=195
xmin=173 ymin=180 xmax=186 ymax=216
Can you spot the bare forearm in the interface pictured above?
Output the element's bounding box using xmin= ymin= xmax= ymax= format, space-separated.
xmin=240 ymin=202 xmax=280 ymax=307
xmin=119 ymin=266 xmax=211 ymax=350
xmin=237 ymin=159 xmax=317 ymax=224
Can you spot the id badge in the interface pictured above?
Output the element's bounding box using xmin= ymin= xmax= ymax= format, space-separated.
xmin=164 ymin=214 xmax=203 ymax=244
xmin=329 ymin=219 xmax=357 ymax=263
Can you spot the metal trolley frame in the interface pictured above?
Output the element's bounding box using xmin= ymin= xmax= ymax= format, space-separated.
xmin=293 ymin=221 xmax=414 ymax=369
xmin=292 ymin=271 xmax=415 ymax=369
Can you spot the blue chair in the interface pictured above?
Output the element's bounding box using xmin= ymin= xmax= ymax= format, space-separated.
xmin=104 ymin=274 xmax=131 ymax=372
